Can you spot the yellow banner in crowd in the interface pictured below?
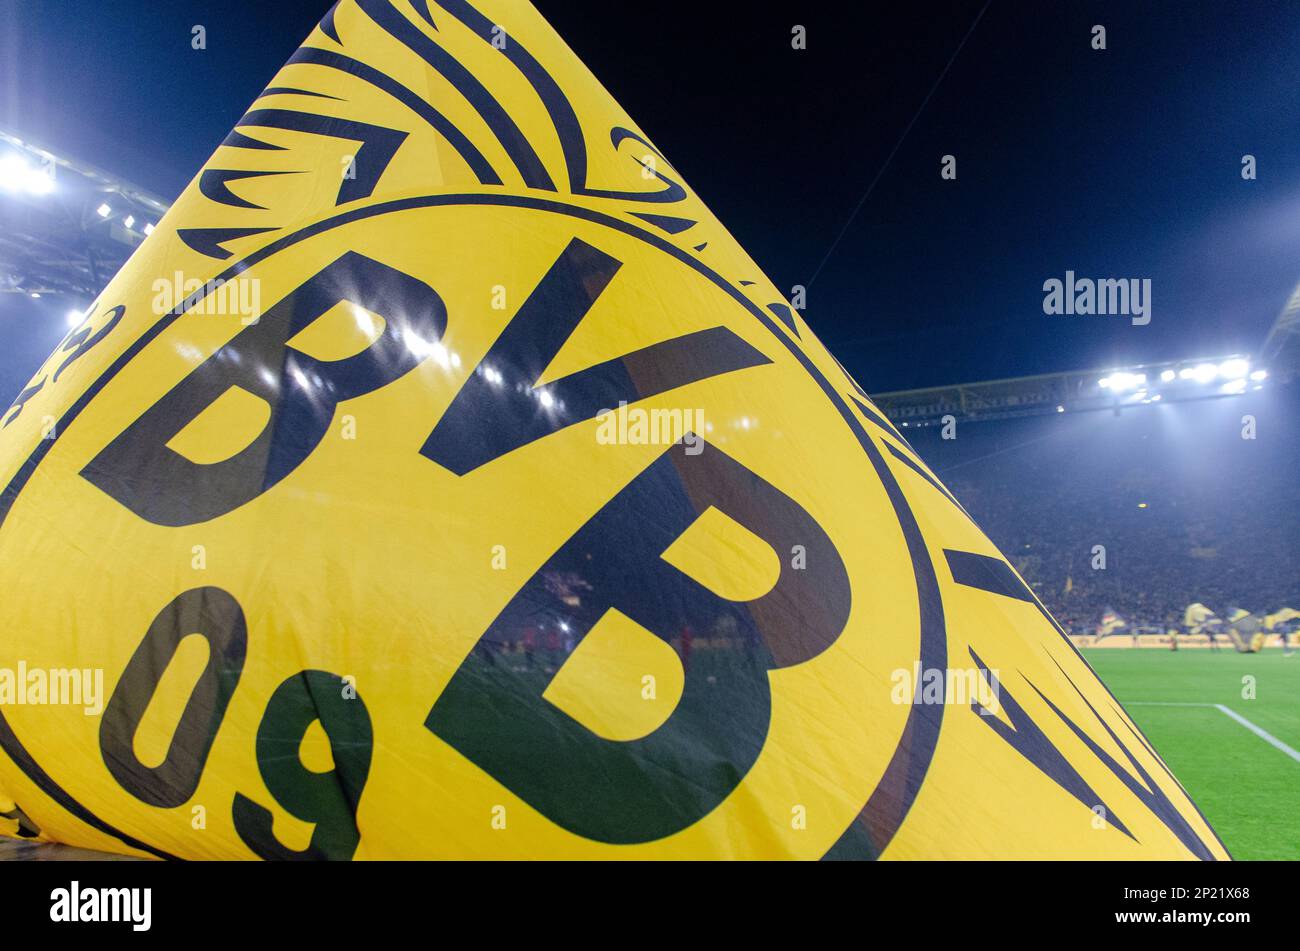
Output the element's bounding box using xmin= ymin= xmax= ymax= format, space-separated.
xmin=0 ymin=0 xmax=1226 ymax=859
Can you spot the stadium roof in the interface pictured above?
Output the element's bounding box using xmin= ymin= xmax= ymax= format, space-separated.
xmin=871 ymin=355 xmax=1271 ymax=426
xmin=0 ymin=126 xmax=170 ymax=303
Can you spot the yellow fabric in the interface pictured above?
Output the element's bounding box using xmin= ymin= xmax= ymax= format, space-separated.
xmin=0 ymin=0 xmax=1225 ymax=859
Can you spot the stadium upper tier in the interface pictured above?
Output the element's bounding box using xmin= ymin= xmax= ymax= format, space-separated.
xmin=872 ymin=355 xmax=1277 ymax=427
xmin=900 ymin=381 xmax=1300 ymax=633
xmin=0 ymin=126 xmax=169 ymax=301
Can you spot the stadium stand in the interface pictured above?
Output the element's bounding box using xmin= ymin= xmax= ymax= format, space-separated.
xmin=900 ymin=381 xmax=1300 ymax=636
xmin=0 ymin=126 xmax=169 ymax=409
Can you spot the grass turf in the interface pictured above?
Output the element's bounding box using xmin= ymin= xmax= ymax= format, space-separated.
xmin=1082 ymin=647 xmax=1300 ymax=860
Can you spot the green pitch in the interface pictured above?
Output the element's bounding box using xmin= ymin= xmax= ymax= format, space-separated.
xmin=1082 ymin=648 xmax=1300 ymax=860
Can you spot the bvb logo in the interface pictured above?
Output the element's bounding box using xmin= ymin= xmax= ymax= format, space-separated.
xmin=0 ymin=199 xmax=941 ymax=859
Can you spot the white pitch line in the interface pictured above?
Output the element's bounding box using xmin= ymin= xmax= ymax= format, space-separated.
xmin=1126 ymin=701 xmax=1300 ymax=764
xmin=1213 ymin=704 xmax=1300 ymax=764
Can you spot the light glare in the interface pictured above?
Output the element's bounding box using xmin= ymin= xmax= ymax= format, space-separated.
xmin=1218 ymin=358 xmax=1249 ymax=379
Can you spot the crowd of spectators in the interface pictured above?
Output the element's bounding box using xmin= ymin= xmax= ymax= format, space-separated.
xmin=906 ymin=386 xmax=1299 ymax=634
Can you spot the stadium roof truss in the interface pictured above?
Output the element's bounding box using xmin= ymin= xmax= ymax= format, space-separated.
xmin=0 ymin=127 xmax=170 ymax=303
xmin=871 ymin=355 xmax=1268 ymax=426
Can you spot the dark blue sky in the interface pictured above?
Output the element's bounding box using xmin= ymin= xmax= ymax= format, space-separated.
xmin=4 ymin=0 xmax=1300 ymax=393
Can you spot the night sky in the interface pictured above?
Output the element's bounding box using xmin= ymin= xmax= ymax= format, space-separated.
xmin=4 ymin=0 xmax=1300 ymax=392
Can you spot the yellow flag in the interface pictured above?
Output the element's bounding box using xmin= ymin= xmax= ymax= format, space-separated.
xmin=0 ymin=0 xmax=1226 ymax=859
xmin=1265 ymin=608 xmax=1299 ymax=631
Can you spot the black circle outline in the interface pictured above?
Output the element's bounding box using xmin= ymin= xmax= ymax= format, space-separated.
xmin=0 ymin=193 xmax=946 ymax=860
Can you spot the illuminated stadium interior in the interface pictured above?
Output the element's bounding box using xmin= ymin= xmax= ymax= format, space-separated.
xmin=0 ymin=0 xmax=1296 ymax=878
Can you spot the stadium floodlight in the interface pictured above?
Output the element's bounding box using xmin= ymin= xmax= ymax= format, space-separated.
xmin=1191 ymin=363 xmax=1218 ymax=384
xmin=65 ymin=309 xmax=82 ymax=327
xmin=1221 ymin=379 xmax=1248 ymax=395
xmin=1218 ymin=358 xmax=1249 ymax=379
xmin=123 ymin=215 xmax=136 ymax=230
xmin=29 ymin=292 xmax=40 ymax=299
xmin=1249 ymin=369 xmax=1268 ymax=382
xmin=0 ymin=152 xmax=54 ymax=195
xmin=144 ymin=222 xmax=155 ymax=235
xmin=1055 ymin=405 xmax=1065 ymax=413
xmin=1160 ymin=369 xmax=1176 ymax=382
xmin=96 ymin=202 xmax=112 ymax=218
xmin=1102 ymin=371 xmax=1145 ymax=391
